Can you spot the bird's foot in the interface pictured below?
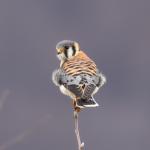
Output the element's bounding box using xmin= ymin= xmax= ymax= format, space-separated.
xmin=72 ymin=99 xmax=81 ymax=112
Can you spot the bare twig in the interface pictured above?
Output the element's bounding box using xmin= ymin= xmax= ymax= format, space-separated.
xmin=74 ymin=111 xmax=84 ymax=150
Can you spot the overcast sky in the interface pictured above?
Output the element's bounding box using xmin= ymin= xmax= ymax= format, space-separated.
xmin=0 ymin=0 xmax=150 ymax=150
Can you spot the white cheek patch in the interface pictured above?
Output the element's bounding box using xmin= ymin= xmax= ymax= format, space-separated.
xmin=57 ymin=53 xmax=66 ymax=67
xmin=57 ymin=53 xmax=66 ymax=60
xmin=57 ymin=54 xmax=62 ymax=60
xmin=67 ymin=47 xmax=74 ymax=58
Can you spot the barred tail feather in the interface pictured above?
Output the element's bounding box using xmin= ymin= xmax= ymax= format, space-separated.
xmin=76 ymin=97 xmax=99 ymax=108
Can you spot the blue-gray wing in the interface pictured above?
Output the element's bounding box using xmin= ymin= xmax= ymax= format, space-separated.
xmin=52 ymin=69 xmax=83 ymax=97
xmin=52 ymin=69 xmax=106 ymax=99
xmin=52 ymin=69 xmax=63 ymax=86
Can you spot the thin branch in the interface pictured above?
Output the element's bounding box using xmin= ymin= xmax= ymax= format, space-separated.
xmin=74 ymin=111 xmax=84 ymax=150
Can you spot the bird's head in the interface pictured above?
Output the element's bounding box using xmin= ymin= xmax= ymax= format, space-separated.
xmin=56 ymin=40 xmax=80 ymax=61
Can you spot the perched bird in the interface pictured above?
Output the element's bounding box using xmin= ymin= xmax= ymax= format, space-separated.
xmin=52 ymin=40 xmax=106 ymax=111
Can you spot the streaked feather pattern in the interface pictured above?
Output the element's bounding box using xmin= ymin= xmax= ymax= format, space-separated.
xmin=62 ymin=51 xmax=97 ymax=76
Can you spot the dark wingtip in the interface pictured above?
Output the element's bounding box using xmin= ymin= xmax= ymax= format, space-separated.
xmin=76 ymin=98 xmax=99 ymax=108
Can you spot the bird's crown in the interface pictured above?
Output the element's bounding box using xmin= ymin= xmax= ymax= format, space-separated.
xmin=56 ymin=40 xmax=75 ymax=50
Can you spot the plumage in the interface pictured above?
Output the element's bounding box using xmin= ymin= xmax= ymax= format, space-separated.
xmin=63 ymin=51 xmax=97 ymax=76
xmin=52 ymin=40 xmax=106 ymax=110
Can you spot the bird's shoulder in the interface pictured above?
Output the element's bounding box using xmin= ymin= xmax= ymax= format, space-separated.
xmin=62 ymin=51 xmax=97 ymax=73
xmin=71 ymin=51 xmax=94 ymax=63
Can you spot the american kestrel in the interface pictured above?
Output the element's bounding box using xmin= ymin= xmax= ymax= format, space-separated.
xmin=52 ymin=40 xmax=106 ymax=111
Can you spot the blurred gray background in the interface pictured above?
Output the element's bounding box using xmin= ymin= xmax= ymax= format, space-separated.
xmin=0 ymin=0 xmax=150 ymax=150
